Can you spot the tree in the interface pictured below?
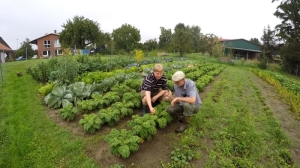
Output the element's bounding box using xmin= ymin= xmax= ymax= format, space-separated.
xmin=59 ymin=15 xmax=102 ymax=49
xmin=158 ymin=27 xmax=172 ymax=51
xmin=212 ymin=41 xmax=224 ymax=60
xmin=171 ymin=23 xmax=193 ymax=57
xmin=15 ymin=38 xmax=35 ymax=58
xmin=143 ymin=39 xmax=158 ymax=51
xmin=198 ymin=35 xmax=208 ymax=54
xmin=190 ymin=25 xmax=203 ymax=53
xmin=101 ymin=32 xmax=112 ymax=46
xmin=250 ymin=38 xmax=261 ymax=45
xmin=99 ymin=32 xmax=113 ymax=54
xmin=206 ymin=33 xmax=218 ymax=57
xmin=261 ymin=25 xmax=276 ymax=62
xmin=112 ymin=23 xmax=141 ymax=53
xmin=272 ymin=0 xmax=300 ymax=74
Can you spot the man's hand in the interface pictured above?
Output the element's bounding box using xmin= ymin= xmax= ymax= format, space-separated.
xmin=166 ymin=90 xmax=172 ymax=100
xmin=171 ymin=97 xmax=178 ymax=106
xmin=149 ymin=107 xmax=156 ymax=114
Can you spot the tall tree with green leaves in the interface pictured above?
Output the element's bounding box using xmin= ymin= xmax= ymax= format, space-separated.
xmin=171 ymin=23 xmax=193 ymax=57
xmin=206 ymin=33 xmax=218 ymax=57
xmin=158 ymin=27 xmax=172 ymax=51
xmin=272 ymin=0 xmax=300 ymax=73
xmin=198 ymin=35 xmax=208 ymax=54
xmin=261 ymin=25 xmax=276 ymax=62
xmin=101 ymin=32 xmax=112 ymax=46
xmin=59 ymin=15 xmax=102 ymax=49
xmin=190 ymin=25 xmax=203 ymax=53
xmin=144 ymin=39 xmax=158 ymax=51
xmin=111 ymin=23 xmax=141 ymax=53
xmin=250 ymin=38 xmax=261 ymax=45
xmin=99 ymin=32 xmax=113 ymax=54
xmin=15 ymin=38 xmax=35 ymax=58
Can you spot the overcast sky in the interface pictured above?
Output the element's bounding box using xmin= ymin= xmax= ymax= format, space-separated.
xmin=1 ymin=0 xmax=281 ymax=50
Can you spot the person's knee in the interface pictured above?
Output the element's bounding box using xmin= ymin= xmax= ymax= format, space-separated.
xmin=166 ymin=106 xmax=173 ymax=114
xmin=183 ymin=102 xmax=190 ymax=109
xmin=142 ymin=97 xmax=147 ymax=105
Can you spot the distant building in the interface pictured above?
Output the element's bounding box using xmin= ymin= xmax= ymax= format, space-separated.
xmin=29 ymin=30 xmax=62 ymax=58
xmin=0 ymin=36 xmax=13 ymax=62
xmin=220 ymin=38 xmax=261 ymax=60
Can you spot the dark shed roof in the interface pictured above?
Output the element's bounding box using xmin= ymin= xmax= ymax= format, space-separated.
xmin=221 ymin=39 xmax=261 ymax=53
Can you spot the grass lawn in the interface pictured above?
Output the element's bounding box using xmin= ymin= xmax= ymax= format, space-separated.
xmin=0 ymin=60 xmax=99 ymax=168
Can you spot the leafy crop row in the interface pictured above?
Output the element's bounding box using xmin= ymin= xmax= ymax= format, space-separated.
xmin=251 ymin=69 xmax=300 ymax=119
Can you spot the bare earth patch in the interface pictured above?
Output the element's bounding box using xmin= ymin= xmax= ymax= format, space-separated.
xmin=250 ymin=73 xmax=300 ymax=167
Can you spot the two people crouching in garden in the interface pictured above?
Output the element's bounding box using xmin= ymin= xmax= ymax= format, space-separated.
xmin=139 ymin=64 xmax=202 ymax=133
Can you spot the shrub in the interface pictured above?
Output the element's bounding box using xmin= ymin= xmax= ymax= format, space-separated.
xmin=49 ymin=56 xmax=79 ymax=85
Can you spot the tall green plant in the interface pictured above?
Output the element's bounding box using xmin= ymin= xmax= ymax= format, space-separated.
xmin=49 ymin=56 xmax=79 ymax=85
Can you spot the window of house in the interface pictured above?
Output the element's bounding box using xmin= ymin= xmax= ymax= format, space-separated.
xmin=44 ymin=40 xmax=51 ymax=48
xmin=54 ymin=39 xmax=61 ymax=47
xmin=42 ymin=50 xmax=51 ymax=57
xmin=57 ymin=50 xmax=63 ymax=55
xmin=55 ymin=50 xmax=63 ymax=56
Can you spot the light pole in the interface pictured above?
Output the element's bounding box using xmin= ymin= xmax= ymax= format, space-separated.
xmin=17 ymin=39 xmax=18 ymax=49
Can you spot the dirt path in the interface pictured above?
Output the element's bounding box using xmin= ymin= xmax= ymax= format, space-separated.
xmin=250 ymin=73 xmax=300 ymax=167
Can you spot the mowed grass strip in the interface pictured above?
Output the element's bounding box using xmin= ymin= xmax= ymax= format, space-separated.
xmin=192 ymin=67 xmax=294 ymax=167
xmin=0 ymin=60 xmax=99 ymax=168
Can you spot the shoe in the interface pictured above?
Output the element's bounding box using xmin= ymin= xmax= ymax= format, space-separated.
xmin=175 ymin=123 xmax=188 ymax=133
xmin=175 ymin=116 xmax=191 ymax=133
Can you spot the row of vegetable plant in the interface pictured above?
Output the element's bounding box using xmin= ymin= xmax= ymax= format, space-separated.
xmin=27 ymin=55 xmax=187 ymax=85
xmin=251 ymin=69 xmax=300 ymax=120
xmin=35 ymin=57 xmax=226 ymax=162
xmin=47 ymin=60 xmax=225 ymax=133
xmin=102 ymin=63 xmax=226 ymax=159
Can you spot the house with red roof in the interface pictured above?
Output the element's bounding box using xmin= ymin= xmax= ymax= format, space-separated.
xmin=29 ymin=30 xmax=62 ymax=58
xmin=0 ymin=37 xmax=13 ymax=62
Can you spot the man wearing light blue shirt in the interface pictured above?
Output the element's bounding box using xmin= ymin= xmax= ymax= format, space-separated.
xmin=166 ymin=71 xmax=202 ymax=133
